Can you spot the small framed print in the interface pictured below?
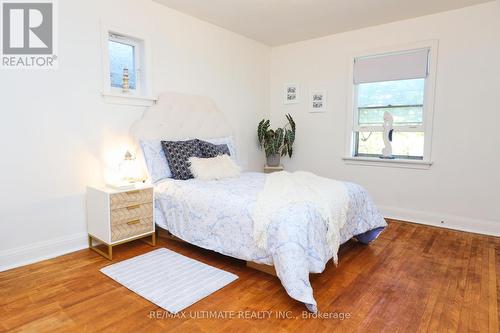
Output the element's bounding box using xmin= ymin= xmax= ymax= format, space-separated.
xmin=284 ymin=83 xmax=299 ymax=104
xmin=310 ymin=90 xmax=327 ymax=113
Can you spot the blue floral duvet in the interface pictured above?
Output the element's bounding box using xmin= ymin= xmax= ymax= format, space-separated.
xmin=154 ymin=172 xmax=387 ymax=312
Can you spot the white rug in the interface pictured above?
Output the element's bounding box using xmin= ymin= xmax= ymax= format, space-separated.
xmin=100 ymin=248 xmax=238 ymax=313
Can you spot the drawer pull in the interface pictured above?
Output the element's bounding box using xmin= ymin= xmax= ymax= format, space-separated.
xmin=126 ymin=190 xmax=140 ymax=195
xmin=127 ymin=219 xmax=140 ymax=225
xmin=126 ymin=204 xmax=141 ymax=210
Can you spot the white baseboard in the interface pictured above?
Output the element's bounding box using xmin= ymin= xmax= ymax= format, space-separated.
xmin=379 ymin=205 xmax=499 ymax=237
xmin=0 ymin=233 xmax=88 ymax=272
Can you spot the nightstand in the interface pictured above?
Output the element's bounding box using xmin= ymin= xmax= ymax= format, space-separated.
xmin=264 ymin=165 xmax=284 ymax=173
xmin=86 ymin=184 xmax=155 ymax=259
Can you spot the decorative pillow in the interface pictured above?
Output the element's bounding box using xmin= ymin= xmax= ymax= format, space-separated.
xmin=161 ymin=140 xmax=203 ymax=180
xmin=188 ymin=155 xmax=241 ymax=181
xmin=197 ymin=139 xmax=230 ymax=158
xmin=202 ymin=136 xmax=237 ymax=161
xmin=140 ymin=136 xmax=236 ymax=182
xmin=139 ymin=139 xmax=172 ymax=183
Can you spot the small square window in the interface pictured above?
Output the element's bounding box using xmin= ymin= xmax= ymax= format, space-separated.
xmin=100 ymin=26 xmax=155 ymax=106
xmin=108 ymin=33 xmax=140 ymax=92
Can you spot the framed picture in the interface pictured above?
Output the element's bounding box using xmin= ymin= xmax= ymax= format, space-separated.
xmin=284 ymin=83 xmax=299 ymax=104
xmin=310 ymin=90 xmax=327 ymax=113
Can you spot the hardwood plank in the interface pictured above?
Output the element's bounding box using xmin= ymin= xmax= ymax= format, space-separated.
xmin=0 ymin=220 xmax=498 ymax=333
xmin=489 ymin=245 xmax=499 ymax=333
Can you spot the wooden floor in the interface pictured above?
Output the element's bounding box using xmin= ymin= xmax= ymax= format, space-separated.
xmin=0 ymin=220 xmax=498 ymax=332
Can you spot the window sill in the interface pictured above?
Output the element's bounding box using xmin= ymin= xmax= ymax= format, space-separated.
xmin=101 ymin=92 xmax=157 ymax=107
xmin=342 ymin=156 xmax=432 ymax=169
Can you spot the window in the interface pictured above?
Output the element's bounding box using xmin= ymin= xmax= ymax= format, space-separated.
xmin=355 ymin=78 xmax=425 ymax=159
xmin=348 ymin=46 xmax=436 ymax=163
xmin=108 ymin=33 xmax=140 ymax=93
xmin=100 ymin=24 xmax=156 ymax=107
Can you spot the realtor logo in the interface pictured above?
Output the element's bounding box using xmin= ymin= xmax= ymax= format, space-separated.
xmin=1 ymin=0 xmax=57 ymax=68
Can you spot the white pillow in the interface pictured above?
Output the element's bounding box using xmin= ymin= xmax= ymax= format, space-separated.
xmin=140 ymin=136 xmax=237 ymax=183
xmin=139 ymin=139 xmax=172 ymax=183
xmin=188 ymin=155 xmax=241 ymax=181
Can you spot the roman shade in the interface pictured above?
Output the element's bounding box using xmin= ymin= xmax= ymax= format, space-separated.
xmin=354 ymin=48 xmax=430 ymax=84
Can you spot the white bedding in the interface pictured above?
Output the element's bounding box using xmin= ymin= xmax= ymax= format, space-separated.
xmin=252 ymin=171 xmax=349 ymax=263
xmin=154 ymin=172 xmax=387 ymax=312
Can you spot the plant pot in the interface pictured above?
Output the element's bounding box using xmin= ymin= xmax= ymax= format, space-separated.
xmin=266 ymin=153 xmax=281 ymax=167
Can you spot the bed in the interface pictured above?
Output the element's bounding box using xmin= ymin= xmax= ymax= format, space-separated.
xmin=131 ymin=92 xmax=387 ymax=312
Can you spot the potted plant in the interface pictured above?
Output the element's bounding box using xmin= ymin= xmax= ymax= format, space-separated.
xmin=257 ymin=114 xmax=296 ymax=167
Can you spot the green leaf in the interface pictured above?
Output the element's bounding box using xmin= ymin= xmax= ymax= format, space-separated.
xmin=287 ymin=129 xmax=295 ymax=146
xmin=286 ymin=114 xmax=296 ymax=133
xmin=257 ymin=119 xmax=265 ymax=146
xmin=276 ymin=128 xmax=284 ymax=151
xmin=258 ymin=119 xmax=270 ymax=148
xmin=284 ymin=130 xmax=295 ymax=157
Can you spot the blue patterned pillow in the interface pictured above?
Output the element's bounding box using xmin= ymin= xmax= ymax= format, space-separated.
xmin=161 ymin=140 xmax=203 ymax=180
xmin=197 ymin=139 xmax=230 ymax=158
xmin=203 ymin=136 xmax=237 ymax=161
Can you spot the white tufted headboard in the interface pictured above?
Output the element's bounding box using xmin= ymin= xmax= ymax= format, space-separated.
xmin=130 ymin=92 xmax=232 ymax=142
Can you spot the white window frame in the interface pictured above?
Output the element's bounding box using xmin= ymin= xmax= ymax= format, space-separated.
xmin=343 ymin=40 xmax=438 ymax=169
xmin=100 ymin=22 xmax=156 ymax=107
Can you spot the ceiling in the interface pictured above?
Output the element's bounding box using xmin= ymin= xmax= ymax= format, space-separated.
xmin=154 ymin=0 xmax=491 ymax=46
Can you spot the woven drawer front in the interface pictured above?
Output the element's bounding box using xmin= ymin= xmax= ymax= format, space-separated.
xmin=111 ymin=203 xmax=153 ymax=225
xmin=110 ymin=188 xmax=153 ymax=209
xmin=111 ymin=217 xmax=153 ymax=242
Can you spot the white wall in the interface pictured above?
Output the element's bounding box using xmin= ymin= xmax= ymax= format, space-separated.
xmin=270 ymin=2 xmax=500 ymax=236
xmin=0 ymin=0 xmax=270 ymax=270
xmin=2 ymin=1 xmax=499 ymax=271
